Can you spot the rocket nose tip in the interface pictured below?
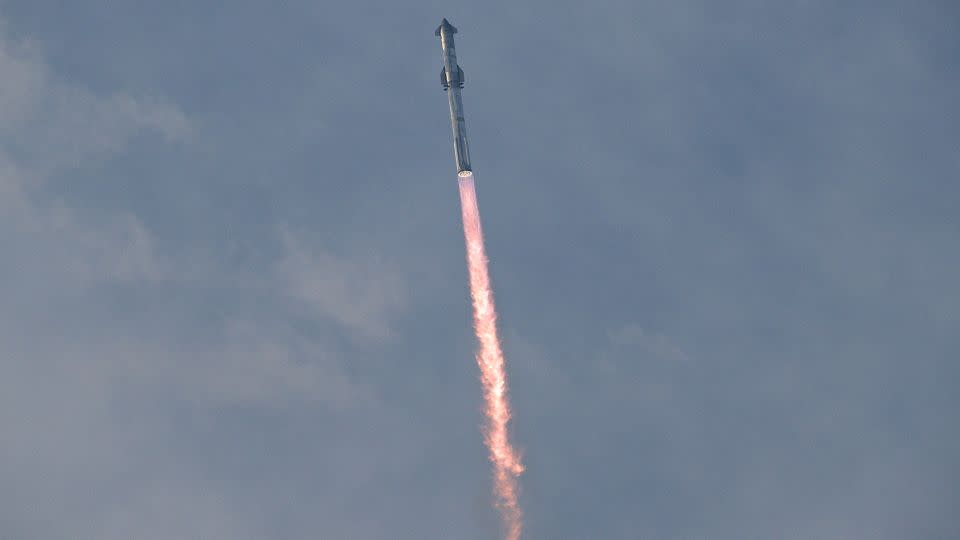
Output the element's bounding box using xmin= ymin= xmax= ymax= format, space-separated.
xmin=436 ymin=18 xmax=453 ymax=36
xmin=436 ymin=18 xmax=457 ymax=34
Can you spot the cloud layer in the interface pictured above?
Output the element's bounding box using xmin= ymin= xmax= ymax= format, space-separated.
xmin=1 ymin=2 xmax=957 ymax=539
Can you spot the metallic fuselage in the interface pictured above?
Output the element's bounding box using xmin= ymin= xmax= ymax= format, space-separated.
xmin=436 ymin=19 xmax=472 ymax=175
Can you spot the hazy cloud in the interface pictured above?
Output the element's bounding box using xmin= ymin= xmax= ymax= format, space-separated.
xmin=0 ymin=2 xmax=956 ymax=539
xmin=277 ymin=227 xmax=406 ymax=340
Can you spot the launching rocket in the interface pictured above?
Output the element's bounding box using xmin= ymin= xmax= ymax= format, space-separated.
xmin=436 ymin=18 xmax=472 ymax=177
xmin=437 ymin=19 xmax=525 ymax=537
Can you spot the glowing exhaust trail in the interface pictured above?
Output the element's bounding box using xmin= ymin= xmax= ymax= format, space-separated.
xmin=458 ymin=172 xmax=524 ymax=540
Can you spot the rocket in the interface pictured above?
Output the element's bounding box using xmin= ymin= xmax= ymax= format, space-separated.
xmin=436 ymin=18 xmax=472 ymax=177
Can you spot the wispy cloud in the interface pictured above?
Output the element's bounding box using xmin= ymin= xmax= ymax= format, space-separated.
xmin=277 ymin=227 xmax=406 ymax=340
xmin=0 ymin=16 xmax=390 ymax=538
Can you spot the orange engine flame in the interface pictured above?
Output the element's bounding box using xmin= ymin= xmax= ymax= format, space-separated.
xmin=458 ymin=173 xmax=524 ymax=540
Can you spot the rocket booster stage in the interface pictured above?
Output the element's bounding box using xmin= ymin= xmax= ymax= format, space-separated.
xmin=436 ymin=18 xmax=472 ymax=176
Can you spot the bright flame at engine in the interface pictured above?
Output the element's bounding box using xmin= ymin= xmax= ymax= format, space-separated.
xmin=457 ymin=172 xmax=524 ymax=540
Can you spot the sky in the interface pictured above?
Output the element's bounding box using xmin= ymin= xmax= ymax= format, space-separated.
xmin=0 ymin=1 xmax=957 ymax=539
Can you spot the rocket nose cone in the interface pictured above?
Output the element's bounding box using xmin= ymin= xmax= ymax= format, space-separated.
xmin=435 ymin=18 xmax=458 ymax=36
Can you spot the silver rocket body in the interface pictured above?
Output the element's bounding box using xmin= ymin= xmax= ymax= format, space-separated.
xmin=436 ymin=18 xmax=472 ymax=176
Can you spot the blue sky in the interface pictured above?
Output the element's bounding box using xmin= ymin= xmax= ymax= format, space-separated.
xmin=1 ymin=1 xmax=957 ymax=538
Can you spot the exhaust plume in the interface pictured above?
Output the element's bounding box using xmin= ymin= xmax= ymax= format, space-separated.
xmin=457 ymin=172 xmax=524 ymax=540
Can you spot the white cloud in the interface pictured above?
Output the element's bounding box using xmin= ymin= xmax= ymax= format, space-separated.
xmin=277 ymin=227 xmax=406 ymax=340
xmin=165 ymin=320 xmax=372 ymax=408
xmin=607 ymin=323 xmax=691 ymax=363
xmin=0 ymin=24 xmax=185 ymax=288
xmin=0 ymin=17 xmax=389 ymax=538
xmin=0 ymin=29 xmax=189 ymax=173
xmin=0 ymin=17 xmax=380 ymax=408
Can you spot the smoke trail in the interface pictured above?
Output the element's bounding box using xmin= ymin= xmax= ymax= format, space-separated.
xmin=457 ymin=172 xmax=524 ymax=540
